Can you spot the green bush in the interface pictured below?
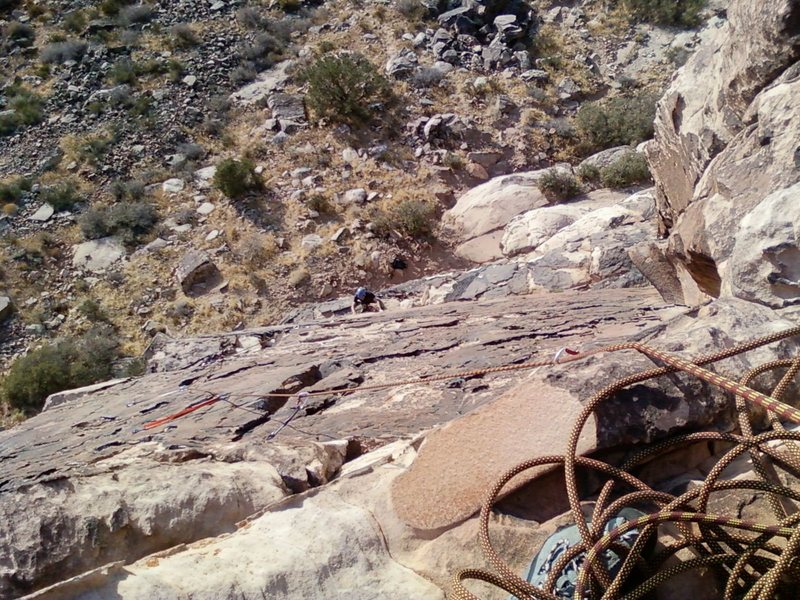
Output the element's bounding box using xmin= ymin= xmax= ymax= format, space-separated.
xmin=373 ymin=199 xmax=436 ymax=239
xmin=2 ymin=326 xmax=120 ymax=414
xmin=538 ymin=170 xmax=582 ymax=202
xmin=0 ymin=177 xmax=32 ymax=203
xmin=79 ymin=201 xmax=158 ymax=242
xmin=622 ymin=0 xmax=706 ymax=27
xmin=0 ymin=86 xmax=44 ymax=136
xmin=40 ymin=181 xmax=84 ymax=211
xmin=575 ymin=93 xmax=658 ymax=155
xmin=577 ymin=163 xmax=601 ymax=184
xmin=600 ymin=152 xmax=653 ymax=188
xmin=213 ymin=158 xmax=261 ymax=198
xmin=302 ymin=53 xmax=393 ymax=126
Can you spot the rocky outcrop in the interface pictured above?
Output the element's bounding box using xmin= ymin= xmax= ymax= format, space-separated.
xmin=2 ymin=288 xmax=689 ymax=597
xmin=645 ymin=0 xmax=800 ymax=305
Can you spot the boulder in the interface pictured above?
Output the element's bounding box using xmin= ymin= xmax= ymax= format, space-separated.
xmin=229 ymin=60 xmax=293 ymax=106
xmin=385 ymin=49 xmax=418 ymax=77
xmin=175 ymin=250 xmax=222 ymax=296
xmin=268 ymin=93 xmax=306 ymax=122
xmin=579 ymin=145 xmax=635 ymax=171
xmin=644 ymin=0 xmax=800 ymax=305
xmin=443 ymin=170 xmax=550 ymax=244
xmin=72 ymin=238 xmax=126 ymax=272
xmin=729 ymin=183 xmax=800 ymax=307
xmin=0 ymin=296 xmax=13 ymax=322
xmin=28 ymin=203 xmax=54 ymax=222
xmin=162 ymin=178 xmax=186 ymax=194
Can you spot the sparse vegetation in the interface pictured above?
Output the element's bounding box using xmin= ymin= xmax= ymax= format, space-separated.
xmin=599 ymin=152 xmax=653 ymax=188
xmin=620 ymin=0 xmax=706 ymax=28
xmin=213 ymin=158 xmax=261 ymax=199
xmin=0 ymin=85 xmax=44 ymax=136
xmin=577 ymin=163 xmax=601 ymax=185
xmin=575 ymin=93 xmax=658 ymax=154
xmin=302 ymin=53 xmax=393 ymax=126
xmin=119 ymin=3 xmax=154 ymax=26
xmin=288 ymin=267 xmax=310 ymax=287
xmin=79 ymin=201 xmax=158 ymax=243
xmin=307 ymin=193 xmax=334 ymax=214
xmin=40 ymin=40 xmax=87 ymax=64
xmin=40 ymin=181 xmax=84 ymax=211
xmin=372 ymin=199 xmax=436 ymax=239
xmin=0 ymin=177 xmax=32 ymax=203
xmin=237 ymin=232 xmax=279 ymax=267
xmin=1 ymin=326 xmax=120 ymax=414
xmin=169 ymin=23 xmax=200 ymax=49
xmin=538 ymin=170 xmax=583 ymax=202
xmin=4 ymin=21 xmax=35 ymax=48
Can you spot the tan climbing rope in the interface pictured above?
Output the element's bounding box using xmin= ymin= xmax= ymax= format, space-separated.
xmin=450 ymin=325 xmax=800 ymax=600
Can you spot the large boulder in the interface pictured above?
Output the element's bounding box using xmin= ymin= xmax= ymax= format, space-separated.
xmin=72 ymin=238 xmax=126 ymax=272
xmin=0 ymin=296 xmax=13 ymax=322
xmin=729 ymin=183 xmax=800 ymax=307
xmin=444 ymin=169 xmax=577 ymax=262
xmin=175 ymin=250 xmax=223 ymax=296
xmin=644 ymin=0 xmax=800 ymax=304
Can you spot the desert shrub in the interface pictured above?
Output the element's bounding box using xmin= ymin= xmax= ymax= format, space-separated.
xmin=213 ymin=158 xmax=261 ymax=198
xmin=575 ymin=93 xmax=658 ymax=154
xmin=109 ymin=58 xmax=138 ymax=84
xmin=110 ymin=179 xmax=145 ymax=201
xmin=5 ymin=21 xmax=35 ymax=47
xmin=372 ymin=198 xmax=435 ymax=239
xmin=288 ymin=267 xmax=309 ymax=287
xmin=665 ymin=46 xmax=691 ymax=66
xmin=2 ymin=326 xmax=120 ymax=414
xmin=236 ymin=7 xmax=265 ymax=29
xmin=119 ymin=3 xmax=154 ymax=25
xmin=40 ymin=181 xmax=83 ymax=211
xmin=0 ymin=177 xmax=32 ymax=203
xmin=621 ymin=0 xmax=706 ymax=27
xmin=396 ymin=0 xmax=428 ymax=21
xmin=101 ymin=0 xmax=134 ymax=16
xmin=599 ymin=152 xmax=652 ymax=188
xmin=537 ymin=170 xmax=582 ymax=202
xmin=238 ymin=32 xmax=285 ymax=71
xmin=577 ymin=163 xmax=601 ymax=184
xmin=77 ymin=298 xmax=107 ymax=322
xmin=230 ymin=64 xmax=258 ymax=85
xmin=177 ymin=143 xmax=205 ymax=160
xmin=238 ymin=232 xmax=278 ymax=267
xmin=40 ymin=40 xmax=87 ymax=64
xmin=302 ymin=53 xmax=393 ymax=126
xmin=306 ymin=193 xmax=333 ymax=214
xmin=0 ymin=86 xmax=44 ymax=136
xmin=2 ymin=202 xmax=18 ymax=215
xmin=169 ymin=23 xmax=200 ymax=48
xmin=73 ymin=131 xmax=115 ymax=165
xmin=62 ymin=10 xmax=87 ymax=33
xmin=79 ymin=201 xmax=158 ymax=242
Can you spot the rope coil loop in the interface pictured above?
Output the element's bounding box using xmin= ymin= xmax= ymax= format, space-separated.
xmin=450 ymin=326 xmax=800 ymax=600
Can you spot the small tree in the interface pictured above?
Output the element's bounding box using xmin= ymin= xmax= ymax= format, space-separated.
xmin=213 ymin=158 xmax=261 ymax=198
xmin=302 ymin=53 xmax=393 ymax=126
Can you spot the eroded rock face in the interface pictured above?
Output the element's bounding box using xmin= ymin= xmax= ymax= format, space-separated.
xmin=645 ymin=0 xmax=800 ymax=304
xmin=1 ymin=288 xmax=685 ymax=596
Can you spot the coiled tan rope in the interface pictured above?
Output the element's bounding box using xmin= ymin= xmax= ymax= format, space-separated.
xmin=451 ymin=325 xmax=800 ymax=600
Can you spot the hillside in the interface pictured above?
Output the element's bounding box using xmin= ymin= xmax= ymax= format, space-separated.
xmin=0 ymin=0 xmax=721 ymax=423
xmin=5 ymin=0 xmax=800 ymax=598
